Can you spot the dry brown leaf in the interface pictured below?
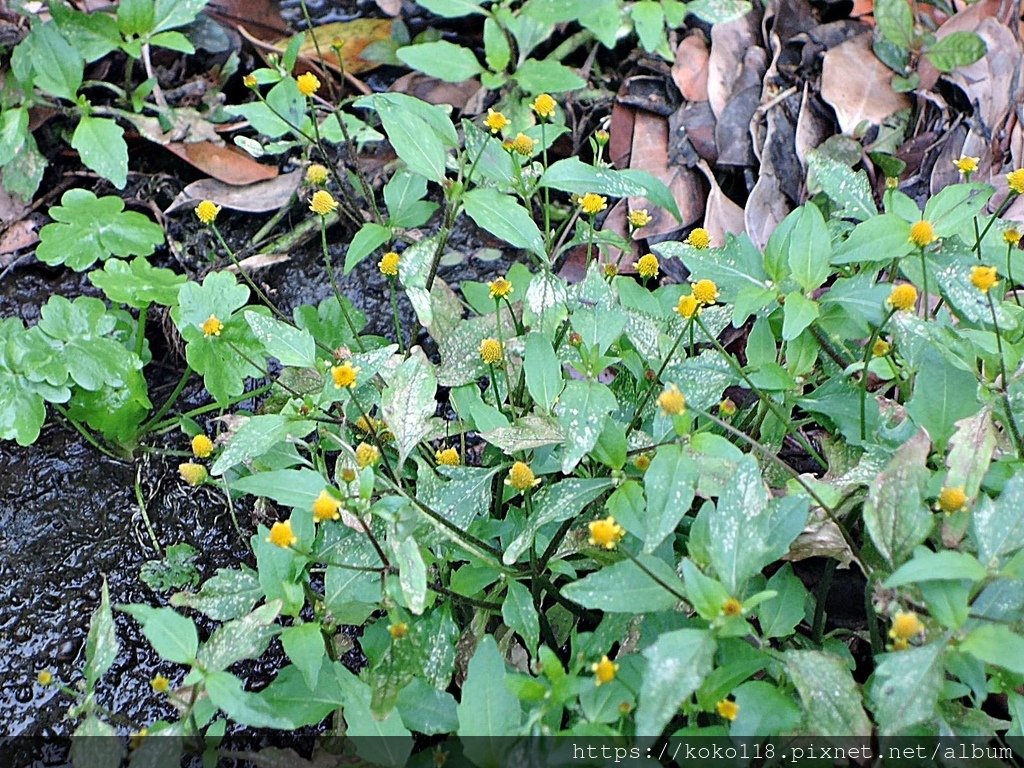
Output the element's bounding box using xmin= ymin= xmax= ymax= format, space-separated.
xmin=165 ymin=141 xmax=278 ymax=186
xmin=672 ymin=33 xmax=710 ymax=102
xmin=224 ymin=252 xmax=291 ymax=273
xmin=0 ymin=220 xmax=38 ymax=256
xmin=695 ymin=160 xmax=744 ymax=243
xmin=206 ymin=0 xmax=289 ymax=40
xmin=166 ymin=171 xmax=301 ymax=215
xmin=608 ymin=101 xmax=635 ymax=168
xmin=821 ymin=33 xmax=910 ymax=134
xmin=389 ymin=72 xmax=481 ymax=111
xmin=938 ymin=15 xmax=1020 ymax=132
xmin=706 ymin=13 xmax=759 ymax=119
xmin=274 ymin=19 xmax=393 ymax=76
xmin=627 ymin=112 xmax=704 ymax=237
xmin=794 ymin=84 xmax=832 ymax=171
xmin=784 ymin=509 xmax=858 ymax=569
xmin=374 ymin=0 xmax=403 ymax=16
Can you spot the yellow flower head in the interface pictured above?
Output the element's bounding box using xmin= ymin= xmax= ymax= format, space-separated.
xmin=889 ymin=611 xmax=924 ymax=641
xmin=435 ymin=447 xmax=460 ymax=466
xmin=676 ymin=293 xmax=699 ymax=319
xmin=892 ymin=637 xmax=909 ymax=651
xmin=590 ymin=655 xmax=619 ymax=685
xmin=191 ymin=434 xmax=214 ymax=459
xmin=970 ymin=265 xmax=998 ymax=293
xmin=353 ymin=414 xmax=384 ymax=435
xmin=938 ymin=486 xmax=968 ymax=514
xmin=885 ymin=176 xmax=899 ymax=190
xmin=909 ymin=219 xmax=936 ymax=248
xmin=379 ymin=251 xmax=400 ymax=277
xmin=506 ymin=460 xmax=540 ymax=492
xmin=195 ymin=199 xmax=220 ymax=225
xmin=721 ymin=597 xmax=743 ymax=617
xmin=178 ymin=462 xmax=207 ymax=486
xmin=588 ymin=516 xmax=625 ymax=550
xmin=719 ymin=398 xmax=737 ymax=417
xmin=296 ymin=72 xmax=320 ymax=97
xmin=716 ymin=698 xmax=739 ymax=721
xmin=309 ymin=190 xmax=339 ymax=216
xmin=531 ymin=93 xmax=556 ymax=119
xmin=388 ymin=622 xmax=408 ymax=639
xmin=331 ymin=362 xmax=360 ymax=389
xmin=954 ymin=156 xmax=979 ymax=175
xmin=686 ymin=227 xmax=711 ymax=249
xmin=479 ymin=337 xmax=503 ymax=364
xmin=37 ymin=670 xmax=53 ymax=686
xmin=305 ymin=163 xmax=329 ymax=186
xmin=355 ymin=442 xmax=380 ymax=468
xmin=243 ymin=73 xmax=258 ymax=89
xmin=201 ymin=314 xmax=223 ymax=337
xmin=1004 ymin=228 xmax=1022 ymax=246
xmin=341 ymin=467 xmax=357 ymax=483
xmin=657 ymin=383 xmax=686 ymax=416
xmin=872 ymin=339 xmax=891 ymax=358
xmin=628 ymin=209 xmax=652 ymax=229
xmin=267 ymin=520 xmax=298 ymax=549
xmin=604 ymin=263 xmax=619 ymax=278
xmin=887 ymin=283 xmax=918 ymax=311
xmin=1007 ymin=168 xmax=1024 ymax=195
xmin=488 ymin=276 xmax=513 ymax=299
xmin=484 ymin=108 xmax=509 ymax=134
xmin=633 ymin=454 xmax=651 ymax=472
xmin=509 ymin=133 xmax=535 ymax=156
xmin=579 ymin=193 xmax=608 ymax=215
xmin=312 ymin=489 xmax=342 ymax=522
xmin=692 ymin=278 xmax=719 ymax=306
xmin=150 ymin=674 xmax=170 ymax=693
xmin=634 ymin=253 xmax=659 ymax=279
xmin=129 ymin=729 xmax=148 ymax=750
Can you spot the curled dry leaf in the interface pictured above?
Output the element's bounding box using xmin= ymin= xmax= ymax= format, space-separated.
xmin=706 ymin=12 xmax=761 ymax=119
xmin=273 ymin=19 xmax=393 ymax=76
xmin=205 ymin=0 xmax=289 ymax=40
xmin=389 ymin=72 xmax=482 ymax=112
xmin=821 ymin=33 xmax=911 ymax=134
xmin=165 ymin=171 xmax=302 ymax=215
xmin=694 ymin=160 xmax=744 ymax=243
xmin=784 ymin=508 xmax=858 ymax=569
xmin=164 ymin=142 xmax=278 ymax=186
xmin=672 ymin=33 xmax=710 ymax=102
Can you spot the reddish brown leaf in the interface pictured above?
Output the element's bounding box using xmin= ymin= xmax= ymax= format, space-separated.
xmin=206 ymin=0 xmax=289 ymax=40
xmin=821 ymin=33 xmax=910 ymax=133
xmin=274 ymin=19 xmax=393 ymax=76
xmin=164 ymin=142 xmax=278 ymax=186
xmin=672 ymin=34 xmax=710 ymax=103
xmin=627 ymin=112 xmax=704 ymax=237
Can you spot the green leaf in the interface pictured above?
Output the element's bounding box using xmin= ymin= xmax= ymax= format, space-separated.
xmin=923 ymin=183 xmax=992 ymax=237
xmin=121 ymin=605 xmax=198 ymax=664
xmin=206 ymin=670 xmax=297 ymax=729
xmin=211 ymin=414 xmax=314 ymax=476
xmin=731 ymin=681 xmax=802 ymax=737
xmin=30 ymin=22 xmax=83 ymax=100
xmin=925 ymin=31 xmax=986 ymax=73
xmin=51 ymin=5 xmax=122 ymax=62
xmin=368 ymin=95 xmax=450 ymax=182
xmin=89 ymin=257 xmax=184 ymax=308
xmin=382 ymin=349 xmax=438 ymax=469
xmin=244 ymin=311 xmax=315 ymax=367
xmin=806 ymin=151 xmax=876 ymax=221
xmin=686 ymin=0 xmax=752 ymax=24
xmin=416 ymin=0 xmax=487 ymax=16
xmin=503 ymin=478 xmax=614 ymax=564
xmin=524 ymin=333 xmax=564 ymax=412
xmin=555 ymin=380 xmax=618 ymax=473
xmin=654 ymin=234 xmax=768 ymax=301
xmin=874 ymin=0 xmax=914 ymax=48
xmin=152 ymin=0 xmax=208 ymax=33
xmin=502 ymin=580 xmax=540 ymax=656
xmin=681 ymin=558 xmax=730 ymax=620
xmin=972 ymin=474 xmax=1024 ymax=568
xmin=149 ymin=30 xmax=194 ymax=52
xmin=36 ymin=189 xmax=164 ymax=271
xmin=457 ymin=636 xmax=521 ymax=737
xmin=229 ymin=468 xmax=325 ymax=510
xmin=561 ymin=556 xmax=684 ymax=613
xmin=462 ymin=187 xmax=547 ymax=260
xmin=512 ymin=59 xmax=586 ymax=93
xmin=397 ymin=41 xmax=483 ymax=82
xmin=84 ymin=578 xmax=118 ymax=691
xmin=170 ymin=566 xmax=262 ymax=621
xmin=946 ymin=409 xmax=997 ymax=501
xmin=281 ymin=622 xmax=326 ymax=692
xmin=642 ymin=445 xmax=697 ymax=553
xmin=391 ymin=531 xmax=428 ymax=614
xmin=118 ymin=0 xmax=156 ymax=35
xmin=785 ymin=650 xmax=872 ymax=736
xmin=960 ymin=624 xmax=1024 ymax=675
xmin=197 ymin=601 xmax=281 ymax=672
xmin=832 ymin=214 xmax=914 ymax=265
xmin=71 ymin=717 xmax=124 ymax=768
xmin=781 ymin=292 xmax=819 ymax=341
xmin=0 ymin=107 xmax=28 ymax=167
xmin=906 ymin=347 xmax=980 ymax=450
xmin=862 ymin=431 xmax=933 ymax=567
xmin=483 ymin=17 xmax=512 ymax=71
xmin=788 ymin=204 xmax=831 ymax=291
xmin=759 ymin=564 xmax=808 ymax=639
xmin=540 ymin=156 xmax=649 ymax=198
xmin=884 ymin=547 xmax=987 ymax=587
xmin=632 ymin=2 xmax=666 ymax=54
xmin=397 ymin=678 xmax=459 ymax=735
xmin=636 ymin=629 xmax=716 ymax=736
xmin=72 ymin=116 xmax=128 ymax=188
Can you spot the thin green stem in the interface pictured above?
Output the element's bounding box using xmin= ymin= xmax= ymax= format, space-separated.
xmin=210 ymin=223 xmax=290 ymax=322
xmin=150 ymin=382 xmax=273 ymax=433
xmin=973 ymin=194 xmax=1018 ymax=255
xmin=986 ymin=292 xmax=1024 ymax=459
xmin=134 ymin=468 xmax=162 ymax=555
xmin=320 ymin=218 xmax=365 ymax=351
xmin=811 ymin=559 xmax=836 ymax=645
xmin=621 ymin=549 xmax=686 ymax=602
xmin=860 ymin=311 xmax=893 ymax=441
xmin=52 ymin=405 xmax=120 ymax=460
xmin=625 ymin=319 xmax=692 ymax=436
xmin=140 ymin=367 xmax=193 ymax=433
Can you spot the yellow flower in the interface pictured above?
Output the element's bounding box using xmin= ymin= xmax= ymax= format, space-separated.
xmin=676 ymin=293 xmax=699 ymax=319
xmin=954 ymin=156 xmax=979 ymax=175
xmin=887 ymin=283 xmax=918 ymax=311
xmin=686 ymin=227 xmax=711 ymax=249
xmin=309 ymin=190 xmax=339 ymax=216
xmin=195 ymin=200 xmax=220 ymax=225
xmin=628 ymin=209 xmax=652 ymax=229
xmin=340 ymin=467 xmax=357 ymax=483
xmin=389 ymin=622 xmax=408 ymax=639
xmin=201 ymin=314 xmax=223 ymax=337
xmin=872 ymin=339 xmax=891 ymax=357
xmin=479 ymin=337 xmax=503 ymax=364
xmin=191 ymin=434 xmax=214 ymax=459
xmin=312 ymin=489 xmax=342 ymax=522
xmin=150 ymin=674 xmax=170 ymax=693
xmin=721 ymin=597 xmax=743 ymax=617
xmin=885 ymin=176 xmax=899 ymax=190
xmin=909 ymin=219 xmax=936 ymax=248
xmin=505 ymin=461 xmax=540 ymax=492
xmin=634 ymin=253 xmax=659 ymax=279
xmin=509 ymin=132 xmax=535 ymax=156
xmin=603 ymin=263 xmax=618 ymax=277
xmin=268 ymin=520 xmax=298 ymax=548
xmin=588 ymin=516 xmax=625 ymax=549
xmin=129 ymin=729 xmax=148 ymax=750
xmin=692 ymin=278 xmax=719 ymax=306
xmin=716 ymin=698 xmax=739 ymax=721
xmin=488 ymin=276 xmax=513 ymax=299
xmin=892 ymin=637 xmax=909 ymax=651
xmin=296 ymin=72 xmax=320 ymax=97
xmin=1007 ymin=168 xmax=1024 ymax=195
xmin=590 ymin=655 xmax=619 ymax=685
xmin=579 ymin=193 xmax=608 ymax=215
xmin=37 ymin=670 xmax=53 ymax=685
xmin=889 ymin=611 xmax=924 ymax=641
xmin=1004 ymin=228 xmax=1022 ymax=246
xmin=531 ymin=93 xmax=556 ymax=119
xmin=353 ymin=415 xmax=384 ymax=435
xmin=938 ymin=486 xmax=968 ymax=514
xmin=633 ymin=454 xmax=651 ymax=472
xmin=971 ymin=265 xmax=998 ymax=293
xmin=178 ymin=462 xmax=207 ymax=486
xmin=435 ymin=447 xmax=460 ymax=466
xmin=657 ymin=384 xmax=686 ymax=416
xmin=242 ymin=73 xmax=257 ymax=89
xmin=379 ymin=251 xmax=400 ymax=277
xmin=719 ymin=398 xmax=737 ymax=417
xmin=355 ymin=442 xmax=380 ymax=468
xmin=305 ymin=163 xmax=329 ymax=186
xmin=331 ymin=362 xmax=360 ymax=389
xmin=484 ymin=108 xmax=509 ymax=134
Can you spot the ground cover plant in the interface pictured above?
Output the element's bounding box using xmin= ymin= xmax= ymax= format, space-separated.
xmin=3 ymin=0 xmax=1024 ymax=765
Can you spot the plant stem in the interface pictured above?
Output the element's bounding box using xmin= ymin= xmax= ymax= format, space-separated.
xmin=986 ymin=292 xmax=1024 ymax=459
xmin=52 ymin=405 xmax=121 ymax=460
xmin=811 ymin=559 xmax=836 ymax=645
xmin=860 ymin=311 xmax=893 ymax=442
xmin=390 ymin=281 xmax=406 ymax=354
xmin=211 ymin=223 xmax=290 ymax=322
xmin=621 ymin=549 xmax=687 ymax=602
xmin=150 ymin=382 xmax=273 ymax=433
xmin=625 ymin=319 xmax=692 ymax=436
xmin=140 ymin=366 xmax=193 ymax=433
xmin=320 ymin=218 xmax=365 ymax=351
xmin=134 ymin=467 xmax=162 ymax=554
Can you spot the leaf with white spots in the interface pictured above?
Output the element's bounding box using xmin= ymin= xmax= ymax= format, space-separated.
xmin=523 ymin=269 xmax=568 ymax=332
xmin=654 ymin=233 xmax=768 ymax=301
xmin=938 ymin=262 xmax=1017 ymax=330
xmin=971 ymin=473 xmax=1024 ymax=569
xmin=503 ymin=478 xmax=614 ymax=564
xmin=636 ymin=629 xmax=716 ymax=736
xmin=663 ymin=350 xmax=735 ymax=411
xmin=382 ymin=348 xmax=437 ymax=469
xmin=642 ymin=444 xmax=697 ymax=553
xmin=945 ymin=408 xmax=996 ymax=500
xmin=390 ymin=531 xmax=427 ymax=615
xmin=84 ymin=578 xmax=118 ymax=691
xmin=197 ymin=601 xmax=282 ymax=672
xmin=555 ymin=379 xmax=618 ymax=473
xmin=806 ymin=151 xmax=875 ymax=222
xmin=561 ymin=555 xmax=685 ymax=613
xmin=785 ymin=649 xmax=872 ymax=736
xmin=171 ymin=566 xmax=263 ymax=620
xmin=481 ymin=414 xmax=564 ymax=453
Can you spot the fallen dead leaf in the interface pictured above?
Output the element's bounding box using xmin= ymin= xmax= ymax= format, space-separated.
xmin=784 ymin=508 xmax=858 ymax=569
xmin=166 ymin=171 xmax=301 ymax=215
xmin=695 ymin=160 xmax=744 ymax=243
xmin=224 ymin=252 xmax=291 ymax=273
xmin=374 ymin=0 xmax=402 ymax=16
xmin=794 ymin=84 xmax=833 ymax=171
xmin=608 ymin=101 xmax=635 ymax=168
xmin=821 ymin=33 xmax=911 ymax=134
xmin=274 ymin=19 xmax=393 ymax=76
xmin=672 ymin=33 xmax=710 ymax=102
xmin=389 ymin=72 xmax=481 ymax=111
xmin=706 ymin=12 xmax=760 ymax=119
xmin=206 ymin=0 xmax=289 ymax=40
xmin=0 ymin=219 xmax=39 ymax=256
xmin=165 ymin=141 xmax=278 ymax=186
